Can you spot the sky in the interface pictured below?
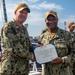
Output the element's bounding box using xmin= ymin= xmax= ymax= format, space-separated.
xmin=0 ymin=0 xmax=75 ymax=37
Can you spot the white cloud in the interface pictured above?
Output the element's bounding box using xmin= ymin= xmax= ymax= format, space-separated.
xmin=29 ymin=1 xmax=63 ymax=10
xmin=39 ymin=1 xmax=63 ymax=10
xmin=25 ymin=11 xmax=45 ymax=26
xmin=29 ymin=5 xmax=40 ymax=10
xmin=27 ymin=0 xmax=39 ymax=3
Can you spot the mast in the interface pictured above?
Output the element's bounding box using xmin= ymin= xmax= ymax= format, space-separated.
xmin=2 ymin=0 xmax=8 ymax=23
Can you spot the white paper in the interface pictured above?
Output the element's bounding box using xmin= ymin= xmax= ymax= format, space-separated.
xmin=34 ymin=44 xmax=58 ymax=64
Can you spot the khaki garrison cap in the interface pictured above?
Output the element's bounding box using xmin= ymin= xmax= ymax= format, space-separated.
xmin=15 ymin=3 xmax=30 ymax=13
xmin=45 ymin=10 xmax=58 ymax=19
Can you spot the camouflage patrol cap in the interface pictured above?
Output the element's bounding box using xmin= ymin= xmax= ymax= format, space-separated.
xmin=45 ymin=10 xmax=58 ymax=19
xmin=15 ymin=3 xmax=30 ymax=13
xmin=68 ymin=22 xmax=75 ymax=27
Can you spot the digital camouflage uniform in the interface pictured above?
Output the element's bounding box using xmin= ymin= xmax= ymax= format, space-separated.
xmin=38 ymin=27 xmax=74 ymax=75
xmin=0 ymin=20 xmax=33 ymax=75
xmin=70 ymin=32 xmax=75 ymax=75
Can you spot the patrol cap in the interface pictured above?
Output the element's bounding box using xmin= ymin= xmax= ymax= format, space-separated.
xmin=45 ymin=10 xmax=58 ymax=19
xmin=15 ymin=3 xmax=30 ymax=13
xmin=68 ymin=22 xmax=75 ymax=27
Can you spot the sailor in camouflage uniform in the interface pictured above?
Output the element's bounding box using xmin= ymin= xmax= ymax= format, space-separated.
xmin=68 ymin=22 xmax=75 ymax=75
xmin=38 ymin=10 xmax=74 ymax=75
xmin=0 ymin=3 xmax=34 ymax=75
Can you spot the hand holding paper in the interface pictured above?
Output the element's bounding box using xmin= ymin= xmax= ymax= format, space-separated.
xmin=34 ymin=44 xmax=58 ymax=64
xmin=51 ymin=57 xmax=62 ymax=64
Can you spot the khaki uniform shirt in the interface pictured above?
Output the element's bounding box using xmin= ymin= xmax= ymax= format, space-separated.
xmin=0 ymin=20 xmax=32 ymax=75
xmin=38 ymin=27 xmax=74 ymax=75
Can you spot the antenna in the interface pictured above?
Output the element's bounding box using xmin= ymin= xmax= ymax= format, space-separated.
xmin=64 ymin=21 xmax=66 ymax=31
